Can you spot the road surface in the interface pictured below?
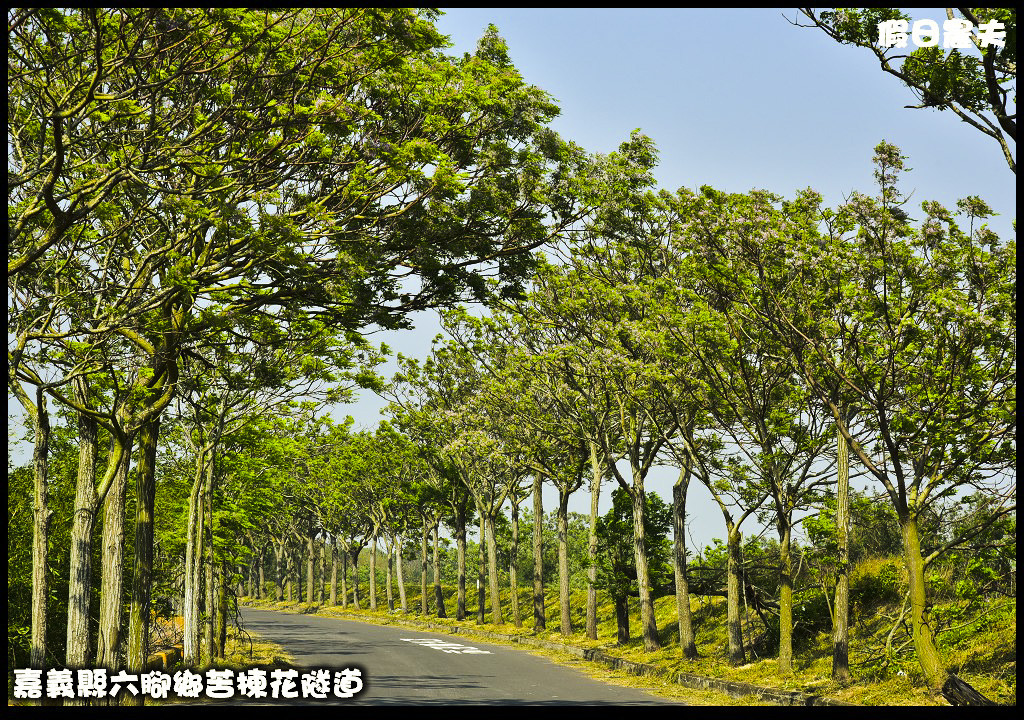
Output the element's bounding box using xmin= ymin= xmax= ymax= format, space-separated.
xmin=232 ymin=607 xmax=682 ymax=705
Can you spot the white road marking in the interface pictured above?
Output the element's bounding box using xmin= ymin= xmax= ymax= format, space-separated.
xmin=400 ymin=638 xmax=492 ymax=654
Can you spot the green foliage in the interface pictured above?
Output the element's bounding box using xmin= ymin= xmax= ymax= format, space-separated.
xmin=850 ymin=558 xmax=904 ymax=609
xmin=499 ymin=509 xmax=592 ymax=588
xmin=595 ymin=488 xmax=673 ymax=600
xmin=799 ymin=8 xmax=1016 ymax=172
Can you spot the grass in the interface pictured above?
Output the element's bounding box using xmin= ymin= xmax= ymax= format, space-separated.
xmin=239 ymin=558 xmax=1016 ymax=706
xmin=142 ymin=622 xmax=297 ymax=706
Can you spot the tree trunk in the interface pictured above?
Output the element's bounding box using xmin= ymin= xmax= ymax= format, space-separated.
xmin=245 ymin=553 xmax=254 ymax=598
xmin=557 ymin=489 xmax=572 ymax=635
xmin=125 ymin=416 xmax=160 ymax=705
xmin=672 ymin=472 xmax=698 ymax=659
xmin=29 ymin=387 xmax=51 ymax=671
xmin=285 ymin=548 xmax=293 ymax=603
xmin=349 ymin=547 xmax=361 ymax=609
xmin=477 ymin=513 xmax=487 ymax=624
xmin=369 ymin=535 xmax=378 ymax=611
xmin=203 ymin=468 xmax=216 ymax=662
xmin=485 ymin=512 xmax=503 ymax=624
xmin=320 ymin=539 xmax=327 ymax=603
xmin=66 ymin=403 xmax=99 ymax=670
xmin=586 ymin=443 xmax=602 ymax=641
xmin=456 ymin=509 xmax=467 ymax=621
xmin=942 ymin=674 xmax=997 ymax=706
xmin=630 ymin=480 xmax=660 ymax=652
xmin=509 ymin=502 xmax=521 ymax=627
xmin=257 ymin=547 xmax=265 ymax=600
xmin=614 ymin=595 xmax=630 ymax=645
xmin=420 ymin=522 xmax=429 ymax=617
xmin=433 ymin=524 xmax=446 ymax=618
xmin=296 ymin=544 xmax=304 ymax=603
xmin=386 ymin=536 xmax=395 ymax=612
xmin=726 ymin=524 xmax=745 ymax=665
xmin=183 ymin=451 xmax=208 ymax=665
xmin=307 ymin=532 xmax=316 ymax=606
xmin=832 ymin=421 xmax=852 ymax=683
xmin=340 ymin=547 xmax=348 ymax=609
xmin=778 ymin=516 xmax=794 ymax=675
xmin=330 ymin=540 xmax=338 ymax=606
xmin=215 ymin=564 xmax=228 ymax=660
xmin=396 ymin=536 xmax=407 ymax=612
xmin=900 ymin=512 xmax=947 ymax=691
xmin=274 ymin=541 xmax=285 ymax=602
xmin=532 ymin=473 xmax=545 ymax=632
xmin=898 ymin=513 xmax=994 ymax=705
xmin=97 ymin=437 xmax=130 ymax=669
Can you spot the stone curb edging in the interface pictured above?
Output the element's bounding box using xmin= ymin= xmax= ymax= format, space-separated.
xmin=256 ymin=604 xmax=854 ymax=706
xmin=147 ymin=643 xmax=183 ymax=671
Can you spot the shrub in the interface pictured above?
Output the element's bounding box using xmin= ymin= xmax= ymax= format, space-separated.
xmin=850 ymin=557 xmax=904 ymax=610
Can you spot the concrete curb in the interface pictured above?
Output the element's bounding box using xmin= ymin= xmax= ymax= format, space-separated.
xmin=147 ymin=643 xmax=183 ymax=670
xmin=249 ymin=603 xmax=854 ymax=706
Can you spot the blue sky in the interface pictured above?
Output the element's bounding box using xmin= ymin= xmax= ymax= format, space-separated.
xmin=346 ymin=8 xmax=1016 ymax=548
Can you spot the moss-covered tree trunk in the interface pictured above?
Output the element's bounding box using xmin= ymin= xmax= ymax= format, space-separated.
xmin=274 ymin=541 xmax=285 ymax=602
xmin=317 ymin=539 xmax=325 ymax=603
xmin=509 ymin=503 xmax=521 ymax=627
xmin=330 ymin=541 xmax=338 ymax=606
xmin=308 ymin=532 xmax=317 ymax=607
xmin=369 ymin=535 xmax=378 ymax=611
xmin=726 ymin=524 xmax=745 ymax=665
xmin=203 ymin=470 xmax=216 ymax=662
xmin=295 ymin=544 xmax=303 ymax=604
xmin=125 ymin=416 xmax=160 ymax=705
xmin=420 ymin=522 xmax=429 ymax=617
xmin=386 ymin=536 xmax=395 ymax=612
xmin=396 ymin=536 xmax=407 ymax=613
xmin=832 ymin=422 xmax=852 ymax=683
xmin=216 ymin=563 xmax=228 ymax=659
xmin=899 ymin=511 xmax=946 ymax=691
xmin=897 ymin=510 xmax=993 ymax=704
xmin=672 ymin=472 xmax=698 ymax=659
xmin=629 ymin=478 xmax=660 ymax=652
xmin=285 ymin=548 xmax=293 ymax=602
xmin=586 ymin=443 xmax=602 ymax=640
xmin=777 ymin=516 xmax=794 ymax=675
xmin=485 ymin=512 xmax=503 ymax=624
xmin=614 ymin=595 xmax=630 ymax=644
xmin=339 ymin=548 xmax=348 ymax=609
xmin=557 ymin=489 xmax=573 ymax=635
xmin=455 ymin=514 xmax=467 ymax=620
xmin=28 ymin=387 xmax=51 ymax=672
xmin=532 ymin=473 xmax=546 ymax=632
xmin=476 ymin=512 xmax=487 ymax=624
xmin=349 ymin=546 xmax=361 ymax=609
xmin=258 ymin=546 xmax=266 ymax=600
xmin=433 ymin=524 xmax=447 ymax=618
xmin=66 ymin=404 xmax=99 ymax=671
xmin=97 ymin=438 xmax=130 ymax=670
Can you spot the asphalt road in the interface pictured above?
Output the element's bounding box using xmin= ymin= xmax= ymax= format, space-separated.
xmin=232 ymin=607 xmax=683 ymax=706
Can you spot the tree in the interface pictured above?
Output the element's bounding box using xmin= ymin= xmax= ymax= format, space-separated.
xmin=661 ymin=187 xmax=836 ymax=674
xmin=699 ymin=142 xmax=1015 ymax=702
xmin=443 ymin=307 xmax=595 ymax=637
xmin=794 ymin=8 xmax=1016 ymax=174
xmin=10 ymin=10 xmax=598 ymax=699
xmin=595 ymin=487 xmax=673 ymax=644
